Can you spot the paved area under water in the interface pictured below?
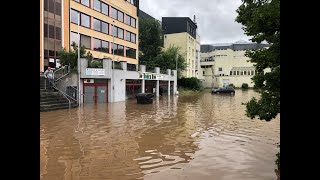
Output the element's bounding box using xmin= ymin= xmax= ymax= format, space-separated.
xmin=40 ymin=89 xmax=280 ymax=180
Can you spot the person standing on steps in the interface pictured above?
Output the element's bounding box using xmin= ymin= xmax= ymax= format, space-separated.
xmin=44 ymin=67 xmax=55 ymax=90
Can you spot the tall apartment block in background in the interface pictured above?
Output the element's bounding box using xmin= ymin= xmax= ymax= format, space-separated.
xmin=40 ymin=0 xmax=139 ymax=72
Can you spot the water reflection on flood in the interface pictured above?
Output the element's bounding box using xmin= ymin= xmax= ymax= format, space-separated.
xmin=40 ymin=90 xmax=280 ymax=180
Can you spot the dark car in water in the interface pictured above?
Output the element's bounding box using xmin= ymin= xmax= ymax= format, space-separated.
xmin=212 ymin=86 xmax=235 ymax=94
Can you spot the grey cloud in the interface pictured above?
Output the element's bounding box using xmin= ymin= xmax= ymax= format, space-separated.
xmin=139 ymin=0 xmax=252 ymax=44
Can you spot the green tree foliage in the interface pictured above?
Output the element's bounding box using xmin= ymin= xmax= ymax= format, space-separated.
xmin=236 ymin=0 xmax=280 ymax=121
xmin=178 ymin=77 xmax=203 ymax=91
xmin=139 ymin=18 xmax=162 ymax=69
xmin=155 ymin=46 xmax=187 ymax=78
xmin=58 ymin=42 xmax=93 ymax=70
xmin=139 ymin=19 xmax=187 ymax=77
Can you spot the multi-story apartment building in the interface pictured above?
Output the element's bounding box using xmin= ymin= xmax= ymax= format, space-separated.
xmin=40 ymin=0 xmax=139 ymax=72
xmin=195 ymin=33 xmax=202 ymax=79
xmin=200 ymin=41 xmax=270 ymax=88
xmin=162 ymin=17 xmax=198 ymax=78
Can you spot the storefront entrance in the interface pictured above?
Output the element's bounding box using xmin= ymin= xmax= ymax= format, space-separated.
xmin=83 ymin=79 xmax=108 ymax=104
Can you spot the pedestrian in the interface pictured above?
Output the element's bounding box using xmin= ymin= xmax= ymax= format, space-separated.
xmin=44 ymin=67 xmax=55 ymax=90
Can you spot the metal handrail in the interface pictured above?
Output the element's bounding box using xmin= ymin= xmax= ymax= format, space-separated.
xmin=55 ymin=78 xmax=79 ymax=98
xmin=52 ymin=84 xmax=73 ymax=109
xmin=54 ymin=65 xmax=71 ymax=82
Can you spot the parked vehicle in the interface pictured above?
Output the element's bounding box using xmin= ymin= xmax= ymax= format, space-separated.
xmin=212 ymin=86 xmax=235 ymax=94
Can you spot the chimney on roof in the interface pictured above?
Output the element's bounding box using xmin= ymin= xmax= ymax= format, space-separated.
xmin=193 ymin=15 xmax=197 ymax=25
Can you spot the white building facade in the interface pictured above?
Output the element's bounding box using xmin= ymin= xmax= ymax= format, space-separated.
xmin=200 ymin=41 xmax=270 ymax=88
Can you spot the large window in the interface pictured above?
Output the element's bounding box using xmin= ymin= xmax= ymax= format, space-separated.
xmin=93 ymin=38 xmax=101 ymax=51
xmin=93 ymin=18 xmax=101 ymax=31
xmin=93 ymin=0 xmax=101 ymax=12
xmin=101 ymin=3 xmax=108 ymax=15
xmin=126 ymin=47 xmax=136 ymax=59
xmin=81 ymin=13 xmax=90 ymax=28
xmin=118 ymin=28 xmax=123 ymax=39
xmin=80 ymin=34 xmax=91 ymax=49
xmin=49 ymin=25 xmax=54 ymax=38
xmin=111 ymin=7 xmax=117 ymax=19
xmin=112 ymin=25 xmax=117 ymax=37
xmin=70 ymin=31 xmax=79 ymax=45
xmin=49 ymin=0 xmax=55 ymax=13
xmin=126 ymin=31 xmax=130 ymax=41
xmin=131 ymin=17 xmax=136 ymax=28
xmin=219 ymin=67 xmax=222 ymax=71
xmin=56 ymin=27 xmax=61 ymax=40
xmin=101 ymin=41 xmax=109 ymax=53
xmin=130 ymin=33 xmax=136 ymax=43
xmin=125 ymin=14 xmax=131 ymax=25
xmin=101 ymin=21 xmax=108 ymax=34
xmin=55 ymin=1 xmax=61 ymax=16
xmin=118 ymin=45 xmax=124 ymax=56
xmin=81 ymin=0 xmax=90 ymax=7
xmin=118 ymin=11 xmax=124 ymax=22
xmin=112 ymin=43 xmax=117 ymax=54
xmin=70 ymin=9 xmax=79 ymax=24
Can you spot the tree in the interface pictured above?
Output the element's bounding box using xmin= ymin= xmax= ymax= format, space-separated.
xmin=58 ymin=42 xmax=92 ymax=70
xmin=236 ymin=0 xmax=280 ymax=121
xmin=236 ymin=0 xmax=280 ymax=174
xmin=155 ymin=45 xmax=187 ymax=78
xmin=139 ymin=18 xmax=163 ymax=69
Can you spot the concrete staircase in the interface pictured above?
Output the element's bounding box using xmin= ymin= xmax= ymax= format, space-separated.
xmin=40 ymin=76 xmax=78 ymax=112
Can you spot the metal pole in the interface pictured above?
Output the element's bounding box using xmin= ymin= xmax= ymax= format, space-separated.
xmin=175 ymin=53 xmax=178 ymax=95
xmin=77 ymin=12 xmax=81 ymax=106
xmin=112 ymin=21 xmax=115 ymax=102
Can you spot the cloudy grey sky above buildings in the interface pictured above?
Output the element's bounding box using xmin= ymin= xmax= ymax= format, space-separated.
xmin=139 ymin=0 xmax=252 ymax=44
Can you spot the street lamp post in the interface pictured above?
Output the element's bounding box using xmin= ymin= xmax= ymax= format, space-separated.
xmin=175 ymin=53 xmax=178 ymax=95
xmin=112 ymin=21 xmax=115 ymax=102
xmin=77 ymin=12 xmax=81 ymax=106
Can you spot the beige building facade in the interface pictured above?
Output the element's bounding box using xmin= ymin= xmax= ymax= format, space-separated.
xmin=200 ymin=42 xmax=270 ymax=88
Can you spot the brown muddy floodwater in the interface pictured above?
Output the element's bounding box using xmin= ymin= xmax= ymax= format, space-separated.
xmin=40 ymin=89 xmax=280 ymax=180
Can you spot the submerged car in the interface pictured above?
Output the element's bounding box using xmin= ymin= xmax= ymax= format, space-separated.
xmin=212 ymin=86 xmax=235 ymax=94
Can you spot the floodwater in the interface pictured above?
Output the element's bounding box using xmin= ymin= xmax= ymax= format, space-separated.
xmin=40 ymin=89 xmax=280 ymax=180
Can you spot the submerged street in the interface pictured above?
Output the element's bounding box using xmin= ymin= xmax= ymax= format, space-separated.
xmin=40 ymin=89 xmax=279 ymax=180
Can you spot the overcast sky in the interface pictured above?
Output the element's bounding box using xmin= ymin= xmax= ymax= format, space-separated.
xmin=139 ymin=0 xmax=252 ymax=44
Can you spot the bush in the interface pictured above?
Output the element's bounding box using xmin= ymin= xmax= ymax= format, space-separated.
xmin=89 ymin=60 xmax=103 ymax=68
xmin=229 ymin=84 xmax=235 ymax=88
xmin=241 ymin=83 xmax=249 ymax=90
xmin=178 ymin=77 xmax=203 ymax=91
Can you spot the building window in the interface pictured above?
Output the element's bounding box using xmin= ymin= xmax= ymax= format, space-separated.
xmin=55 ymin=2 xmax=61 ymax=16
xmin=49 ymin=25 xmax=55 ymax=38
xmin=118 ymin=11 xmax=124 ymax=22
xmin=93 ymin=18 xmax=101 ymax=31
xmin=237 ymin=71 xmax=239 ymax=75
xmin=44 ymin=24 xmax=48 ymax=37
xmin=112 ymin=26 xmax=117 ymax=37
xmin=251 ymin=70 xmax=254 ymax=75
xmin=112 ymin=43 xmax=117 ymax=54
xmin=49 ymin=0 xmax=55 ymax=13
xmin=234 ymin=71 xmax=236 ymax=76
xmin=102 ymin=40 xmax=109 ymax=53
xmin=131 ymin=33 xmax=136 ymax=43
xmin=219 ymin=67 xmax=222 ymax=71
xmin=111 ymin=7 xmax=117 ymax=19
xmin=101 ymin=21 xmax=108 ymax=34
xmin=248 ymin=71 xmax=250 ymax=75
xmin=70 ymin=31 xmax=79 ymax=46
xmin=131 ymin=17 xmax=136 ymax=28
xmin=230 ymin=71 xmax=232 ymax=76
xmin=125 ymin=14 xmax=131 ymax=25
xmin=244 ymin=71 xmax=247 ymax=75
xmin=93 ymin=38 xmax=101 ymax=51
xmin=80 ymin=34 xmax=91 ymax=49
xmin=80 ymin=0 xmax=90 ymax=7
xmin=93 ymin=0 xmax=101 ymax=12
xmin=118 ymin=45 xmax=124 ymax=56
xmin=203 ymin=71 xmax=205 ymax=75
xmin=126 ymin=30 xmax=130 ymax=41
xmin=126 ymin=47 xmax=136 ymax=59
xmin=241 ymin=71 xmax=243 ymax=75
xmin=101 ymin=3 xmax=108 ymax=15
xmin=118 ymin=28 xmax=123 ymax=39
xmin=81 ymin=13 xmax=90 ymax=28
xmin=55 ymin=27 xmax=61 ymax=40
xmin=70 ymin=9 xmax=79 ymax=24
